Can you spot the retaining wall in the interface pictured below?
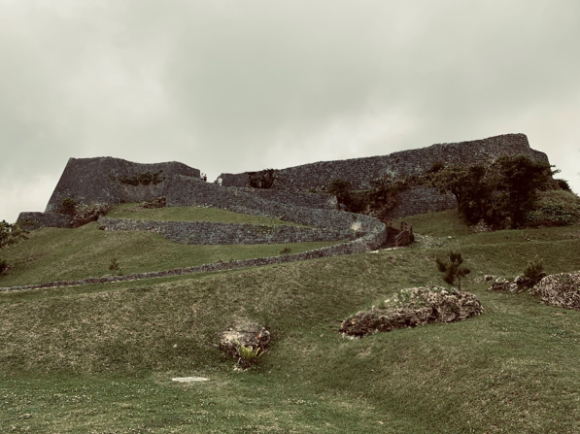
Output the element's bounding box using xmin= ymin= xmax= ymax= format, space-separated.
xmin=1 ymin=219 xmax=385 ymax=293
xmin=388 ymin=186 xmax=457 ymax=219
xmin=98 ymin=218 xmax=359 ymax=245
xmin=219 ymin=134 xmax=549 ymax=192
xmin=164 ymin=175 xmax=384 ymax=233
xmin=16 ymin=212 xmax=71 ymax=229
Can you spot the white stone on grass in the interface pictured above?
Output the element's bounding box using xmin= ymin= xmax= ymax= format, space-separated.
xmin=171 ymin=377 xmax=209 ymax=383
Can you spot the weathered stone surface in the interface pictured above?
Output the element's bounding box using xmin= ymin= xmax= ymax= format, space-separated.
xmin=218 ymin=134 xmax=548 ymax=218
xmin=340 ymin=286 xmax=484 ymax=337
xmin=219 ymin=321 xmax=271 ymax=367
xmin=70 ymin=203 xmax=112 ymax=228
xmin=45 ymin=156 xmax=200 ymax=212
xmin=17 ymin=212 xmax=71 ymax=229
xmin=489 ymin=275 xmax=544 ymax=293
xmin=98 ymin=217 xmax=360 ymax=245
xmin=529 ymin=272 xmax=580 ymax=310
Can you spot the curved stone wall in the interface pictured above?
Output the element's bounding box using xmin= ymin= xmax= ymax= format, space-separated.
xmin=98 ymin=218 xmax=360 ymax=245
xmin=1 ymin=216 xmax=386 ymax=293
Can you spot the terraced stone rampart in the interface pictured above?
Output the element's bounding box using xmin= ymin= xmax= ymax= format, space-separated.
xmin=98 ymin=218 xmax=360 ymax=245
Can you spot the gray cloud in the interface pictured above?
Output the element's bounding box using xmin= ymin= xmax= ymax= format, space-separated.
xmin=2 ymin=0 xmax=580 ymax=222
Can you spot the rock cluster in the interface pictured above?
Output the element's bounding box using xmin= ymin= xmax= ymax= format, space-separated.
xmin=529 ymin=272 xmax=580 ymax=310
xmin=219 ymin=321 xmax=271 ymax=367
xmin=142 ymin=196 xmax=167 ymax=209
xmin=340 ymin=286 xmax=484 ymax=337
xmin=70 ymin=203 xmax=112 ymax=228
xmin=489 ymin=275 xmax=542 ymax=294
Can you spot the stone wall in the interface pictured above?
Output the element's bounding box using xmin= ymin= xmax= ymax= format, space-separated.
xmin=164 ymin=175 xmax=384 ymax=233
xmin=45 ymin=156 xmax=201 ymax=212
xmin=16 ymin=212 xmax=71 ymax=229
xmin=230 ymin=188 xmax=336 ymax=210
xmin=387 ymin=186 xmax=457 ymax=219
xmin=0 ymin=229 xmax=383 ymax=292
xmin=98 ymin=217 xmax=360 ymax=245
xmin=219 ymin=134 xmax=549 ymax=192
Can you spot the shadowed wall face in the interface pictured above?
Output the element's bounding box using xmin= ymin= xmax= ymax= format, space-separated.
xmin=45 ymin=157 xmax=201 ymax=212
xmin=218 ymin=134 xmax=549 ymax=192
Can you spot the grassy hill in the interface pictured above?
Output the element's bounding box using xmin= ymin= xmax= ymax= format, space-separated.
xmin=0 ymin=205 xmax=335 ymax=287
xmin=1 ymin=208 xmax=580 ymax=433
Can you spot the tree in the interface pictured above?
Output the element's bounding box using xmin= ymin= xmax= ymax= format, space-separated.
xmin=327 ymin=179 xmax=352 ymax=209
xmin=0 ymin=220 xmax=28 ymax=275
xmin=493 ymin=155 xmax=553 ymax=227
xmin=428 ymin=164 xmax=491 ymax=224
xmin=436 ymin=250 xmax=470 ymax=290
xmin=428 ymin=155 xmax=555 ymax=228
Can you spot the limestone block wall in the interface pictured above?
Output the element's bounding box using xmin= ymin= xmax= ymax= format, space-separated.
xmin=387 ymin=186 xmax=457 ymax=219
xmin=98 ymin=218 xmax=360 ymax=245
xmin=229 ymin=188 xmax=336 ymax=210
xmin=164 ymin=175 xmax=384 ymax=233
xmin=45 ymin=157 xmax=200 ymax=212
xmin=1 ymin=228 xmax=385 ymax=292
xmin=219 ymin=134 xmax=549 ymax=192
xmin=16 ymin=212 xmax=71 ymax=229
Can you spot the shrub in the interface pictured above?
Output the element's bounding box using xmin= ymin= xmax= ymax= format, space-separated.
xmin=235 ymin=341 xmax=264 ymax=368
xmin=280 ymin=247 xmax=292 ymax=255
xmin=0 ymin=259 xmax=8 ymax=275
xmin=523 ymin=257 xmax=545 ymax=285
xmin=61 ymin=197 xmax=77 ymax=215
xmin=108 ymin=258 xmax=120 ymax=271
xmin=436 ymin=250 xmax=470 ymax=290
xmin=525 ymin=190 xmax=580 ymax=227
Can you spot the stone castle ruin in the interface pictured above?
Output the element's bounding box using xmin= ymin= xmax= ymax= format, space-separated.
xmin=5 ymin=133 xmax=551 ymax=291
xmin=17 ymin=133 xmax=548 ymax=231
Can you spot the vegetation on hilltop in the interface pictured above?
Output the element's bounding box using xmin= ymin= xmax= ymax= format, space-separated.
xmin=327 ymin=154 xmax=579 ymax=230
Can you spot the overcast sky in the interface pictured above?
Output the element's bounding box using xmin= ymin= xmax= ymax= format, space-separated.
xmin=1 ymin=0 xmax=579 ymax=222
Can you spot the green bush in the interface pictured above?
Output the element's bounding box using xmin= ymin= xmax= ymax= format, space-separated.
xmin=61 ymin=197 xmax=77 ymax=215
xmin=525 ymin=190 xmax=580 ymax=227
xmin=523 ymin=257 xmax=545 ymax=285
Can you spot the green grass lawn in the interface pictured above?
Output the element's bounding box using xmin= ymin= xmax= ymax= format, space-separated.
xmin=108 ymin=203 xmax=299 ymax=225
xmin=1 ymin=210 xmax=580 ymax=433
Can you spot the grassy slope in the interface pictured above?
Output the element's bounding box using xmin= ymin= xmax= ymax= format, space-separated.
xmin=107 ymin=204 xmax=301 ymax=225
xmin=1 ymin=210 xmax=580 ymax=433
xmin=0 ymin=205 xmax=335 ymax=287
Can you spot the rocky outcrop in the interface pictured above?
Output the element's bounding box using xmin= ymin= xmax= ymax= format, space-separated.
xmin=529 ymin=272 xmax=580 ymax=310
xmin=340 ymin=286 xmax=484 ymax=337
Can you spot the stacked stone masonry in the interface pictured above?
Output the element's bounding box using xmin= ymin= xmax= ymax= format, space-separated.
xmin=98 ymin=217 xmax=360 ymax=245
xmin=219 ymin=133 xmax=548 ymax=192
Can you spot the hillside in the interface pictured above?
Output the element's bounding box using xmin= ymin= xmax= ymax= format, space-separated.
xmin=1 ymin=208 xmax=580 ymax=433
